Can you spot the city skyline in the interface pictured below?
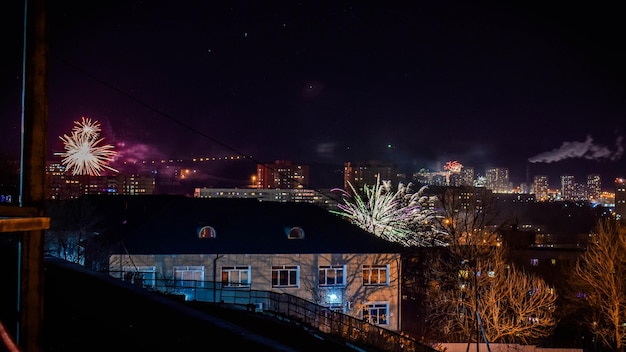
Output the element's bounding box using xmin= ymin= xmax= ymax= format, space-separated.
xmin=40 ymin=153 xmax=621 ymax=194
xmin=1 ymin=1 xmax=624 ymax=190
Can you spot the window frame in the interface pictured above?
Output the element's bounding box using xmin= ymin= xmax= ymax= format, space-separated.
xmin=271 ymin=265 xmax=300 ymax=288
xmin=319 ymin=264 xmax=346 ymax=287
xmin=122 ymin=266 xmax=156 ymax=288
xmin=221 ymin=265 xmax=251 ymax=287
xmin=362 ymin=264 xmax=389 ymax=286
xmin=362 ymin=301 xmax=389 ymax=326
xmin=174 ymin=265 xmax=205 ymax=288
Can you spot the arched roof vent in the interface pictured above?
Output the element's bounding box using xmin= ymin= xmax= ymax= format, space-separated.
xmin=198 ymin=226 xmax=216 ymax=239
xmin=287 ymin=226 xmax=305 ymax=239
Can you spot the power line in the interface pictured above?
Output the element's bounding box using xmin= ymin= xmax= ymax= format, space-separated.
xmin=53 ymin=55 xmax=346 ymax=203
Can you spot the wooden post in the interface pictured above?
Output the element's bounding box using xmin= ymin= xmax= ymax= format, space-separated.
xmin=19 ymin=0 xmax=48 ymax=350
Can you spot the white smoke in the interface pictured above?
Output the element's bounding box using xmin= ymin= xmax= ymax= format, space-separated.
xmin=528 ymin=135 xmax=623 ymax=163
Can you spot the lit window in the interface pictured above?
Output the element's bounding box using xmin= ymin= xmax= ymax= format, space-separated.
xmin=362 ymin=302 xmax=389 ymax=325
xmin=550 ymin=258 xmax=557 ymax=266
xmin=530 ymin=258 xmax=539 ymax=266
xmin=272 ymin=265 xmax=299 ymax=287
xmin=363 ymin=264 xmax=389 ymax=286
xmin=222 ymin=266 xmax=251 ymax=287
xmin=199 ymin=226 xmax=216 ymax=238
xmin=319 ymin=265 xmax=345 ymax=286
xmin=287 ymin=227 xmax=305 ymax=239
xmin=174 ymin=266 xmax=204 ymax=288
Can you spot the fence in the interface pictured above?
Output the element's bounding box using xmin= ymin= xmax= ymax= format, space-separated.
xmin=112 ymin=275 xmax=436 ymax=352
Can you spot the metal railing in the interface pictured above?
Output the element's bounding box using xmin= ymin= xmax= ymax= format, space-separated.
xmin=111 ymin=275 xmax=436 ymax=352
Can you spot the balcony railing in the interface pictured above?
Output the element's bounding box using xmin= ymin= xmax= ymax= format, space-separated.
xmin=109 ymin=274 xmax=436 ymax=352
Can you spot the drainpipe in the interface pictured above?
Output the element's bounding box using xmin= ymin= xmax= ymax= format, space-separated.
xmin=397 ymin=256 xmax=401 ymax=332
xmin=212 ymin=254 xmax=219 ymax=302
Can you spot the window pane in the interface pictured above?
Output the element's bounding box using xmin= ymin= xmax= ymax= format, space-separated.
xmin=289 ymin=271 xmax=296 ymax=285
xmin=327 ymin=270 xmax=336 ymax=285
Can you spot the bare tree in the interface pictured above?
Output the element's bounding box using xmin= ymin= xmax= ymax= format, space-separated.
xmin=423 ymin=186 xmax=557 ymax=344
xmin=569 ymin=218 xmax=626 ymax=351
xmin=45 ymin=196 xmax=105 ymax=266
xmin=425 ymin=245 xmax=557 ymax=344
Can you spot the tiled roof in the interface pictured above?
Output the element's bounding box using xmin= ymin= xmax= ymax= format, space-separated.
xmin=102 ymin=195 xmax=405 ymax=255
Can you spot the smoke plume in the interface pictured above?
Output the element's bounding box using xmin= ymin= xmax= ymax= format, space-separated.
xmin=528 ymin=135 xmax=623 ymax=163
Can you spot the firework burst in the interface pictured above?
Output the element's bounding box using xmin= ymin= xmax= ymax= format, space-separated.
xmin=71 ymin=116 xmax=101 ymax=138
xmin=331 ymin=176 xmax=448 ymax=247
xmin=56 ymin=118 xmax=118 ymax=176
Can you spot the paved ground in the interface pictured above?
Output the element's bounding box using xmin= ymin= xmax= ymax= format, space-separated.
xmin=42 ymin=257 xmax=379 ymax=352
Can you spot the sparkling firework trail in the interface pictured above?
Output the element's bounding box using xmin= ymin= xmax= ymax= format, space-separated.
xmin=331 ymin=177 xmax=448 ymax=247
xmin=56 ymin=118 xmax=118 ymax=176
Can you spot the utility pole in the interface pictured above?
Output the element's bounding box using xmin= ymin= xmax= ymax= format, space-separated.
xmin=18 ymin=0 xmax=48 ymax=350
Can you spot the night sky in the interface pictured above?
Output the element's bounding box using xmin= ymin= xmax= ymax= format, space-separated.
xmin=1 ymin=1 xmax=625 ymax=189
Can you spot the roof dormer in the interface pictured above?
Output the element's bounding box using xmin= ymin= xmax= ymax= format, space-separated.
xmin=287 ymin=226 xmax=305 ymax=239
xmin=198 ymin=226 xmax=216 ymax=239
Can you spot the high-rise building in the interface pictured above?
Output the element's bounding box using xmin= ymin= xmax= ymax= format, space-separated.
xmin=615 ymin=178 xmax=626 ymax=222
xmin=46 ymin=162 xmax=156 ymax=199
xmin=485 ymin=167 xmax=510 ymax=193
xmin=460 ymin=166 xmax=475 ymax=186
xmin=256 ymin=160 xmax=309 ymax=189
xmin=587 ymin=174 xmax=601 ymax=201
xmin=343 ymin=161 xmax=397 ymax=192
xmin=533 ymin=175 xmax=549 ymax=201
xmin=560 ymin=175 xmax=575 ymax=201
xmin=449 ymin=166 xmax=474 ymax=187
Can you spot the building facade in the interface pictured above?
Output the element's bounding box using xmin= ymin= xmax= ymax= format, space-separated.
xmin=533 ymin=175 xmax=549 ymax=201
xmin=256 ymin=160 xmax=310 ymax=189
xmin=194 ymin=187 xmax=339 ymax=208
xmin=343 ymin=161 xmax=398 ymax=192
xmin=107 ymin=196 xmax=404 ymax=331
xmin=615 ymin=178 xmax=626 ymax=222
xmin=485 ymin=167 xmax=510 ymax=193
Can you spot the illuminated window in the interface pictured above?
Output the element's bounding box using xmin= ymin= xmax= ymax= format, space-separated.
xmin=363 ymin=264 xmax=389 ymax=286
xmin=222 ymin=266 xmax=250 ymax=287
xmin=530 ymin=258 xmax=539 ymax=266
xmin=319 ymin=265 xmax=345 ymax=286
xmin=550 ymin=258 xmax=557 ymax=266
xmin=122 ymin=266 xmax=155 ymax=288
xmin=362 ymin=302 xmax=389 ymax=325
xmin=174 ymin=266 xmax=204 ymax=288
xmin=272 ymin=265 xmax=299 ymax=287
xmin=287 ymin=227 xmax=305 ymax=239
xmin=198 ymin=226 xmax=216 ymax=238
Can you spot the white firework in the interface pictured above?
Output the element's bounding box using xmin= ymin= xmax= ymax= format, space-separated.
xmin=56 ymin=118 xmax=118 ymax=176
xmin=331 ymin=176 xmax=448 ymax=247
xmin=72 ymin=117 xmax=101 ymax=138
